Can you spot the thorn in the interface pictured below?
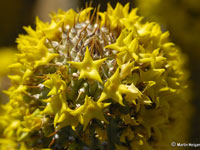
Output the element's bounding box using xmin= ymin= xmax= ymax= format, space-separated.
xmin=25 ymin=85 xmax=40 ymax=89
xmin=73 ymin=15 xmax=77 ymax=28
xmin=101 ymin=30 xmax=109 ymax=46
xmin=34 ymin=75 xmax=47 ymax=79
xmin=48 ymin=137 xmax=55 ymax=147
xmin=75 ymin=35 xmax=84 ymax=49
xmin=80 ymin=42 xmax=85 ymax=55
xmin=90 ymin=38 xmax=95 ymax=58
xmin=85 ymin=2 xmax=88 ymax=9
xmin=89 ymin=1 xmax=93 ymax=8
xmin=47 ymin=130 xmax=59 ymax=138
xmin=90 ymin=8 xmax=96 ymax=24
xmin=95 ymin=4 xmax=101 ymax=25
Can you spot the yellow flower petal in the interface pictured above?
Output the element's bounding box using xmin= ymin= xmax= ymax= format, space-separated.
xmin=68 ymin=47 xmax=106 ymax=83
xmin=79 ymin=95 xmax=109 ymax=130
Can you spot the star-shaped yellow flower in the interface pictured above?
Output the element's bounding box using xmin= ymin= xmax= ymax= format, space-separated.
xmin=78 ymin=95 xmax=110 ymax=131
xmin=119 ymin=60 xmax=135 ymax=79
xmin=98 ymin=68 xmax=130 ymax=106
xmin=105 ymin=30 xmax=139 ymax=63
xmin=22 ymin=109 xmax=42 ymax=132
xmin=99 ymin=3 xmax=130 ymax=29
xmin=139 ymin=48 xmax=166 ymax=69
xmin=43 ymin=74 xmax=66 ymax=96
xmin=56 ymin=107 xmax=80 ymax=130
xmin=125 ymin=83 xmax=142 ymax=105
xmin=42 ymin=74 xmax=68 ymax=127
xmin=67 ymin=47 xmax=107 ymax=83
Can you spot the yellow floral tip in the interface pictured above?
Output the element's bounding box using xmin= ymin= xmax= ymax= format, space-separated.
xmin=120 ymin=60 xmax=135 ymax=79
xmin=0 ymin=2 xmax=191 ymax=150
xmin=67 ymin=47 xmax=107 ymax=83
xmin=0 ymin=48 xmax=16 ymax=76
xmin=43 ymin=74 xmax=66 ymax=96
xmin=98 ymin=68 xmax=124 ymax=106
xmin=34 ymin=53 xmax=59 ymax=68
xmin=99 ymin=3 xmax=132 ymax=29
xmin=56 ymin=110 xmax=79 ymax=129
xmin=78 ymin=95 xmax=109 ymax=131
xmin=98 ymin=68 xmax=141 ymax=106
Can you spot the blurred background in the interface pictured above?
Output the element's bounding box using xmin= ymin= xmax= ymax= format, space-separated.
xmin=0 ymin=0 xmax=199 ymax=143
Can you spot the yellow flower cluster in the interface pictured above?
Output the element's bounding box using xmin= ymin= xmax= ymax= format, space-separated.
xmin=136 ymin=0 xmax=200 ymax=59
xmin=0 ymin=48 xmax=16 ymax=104
xmin=0 ymin=3 xmax=191 ymax=150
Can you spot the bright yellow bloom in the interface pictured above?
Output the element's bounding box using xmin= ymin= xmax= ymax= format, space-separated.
xmin=43 ymin=74 xmax=66 ymax=96
xmin=0 ymin=48 xmax=16 ymax=104
xmin=0 ymin=2 xmax=191 ymax=150
xmin=106 ymin=30 xmax=139 ymax=63
xmin=99 ymin=3 xmax=139 ymax=30
xmin=0 ymin=48 xmax=16 ymax=76
xmin=56 ymin=107 xmax=80 ymax=130
xmin=68 ymin=47 xmax=107 ymax=83
xmin=98 ymin=68 xmax=141 ymax=106
xmin=79 ymin=95 xmax=110 ymax=130
xmin=42 ymin=74 xmax=68 ymax=127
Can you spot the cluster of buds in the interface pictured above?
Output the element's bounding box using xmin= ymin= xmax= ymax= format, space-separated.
xmin=0 ymin=3 xmax=191 ymax=150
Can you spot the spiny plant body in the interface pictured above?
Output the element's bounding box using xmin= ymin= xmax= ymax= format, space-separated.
xmin=0 ymin=3 xmax=191 ymax=150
